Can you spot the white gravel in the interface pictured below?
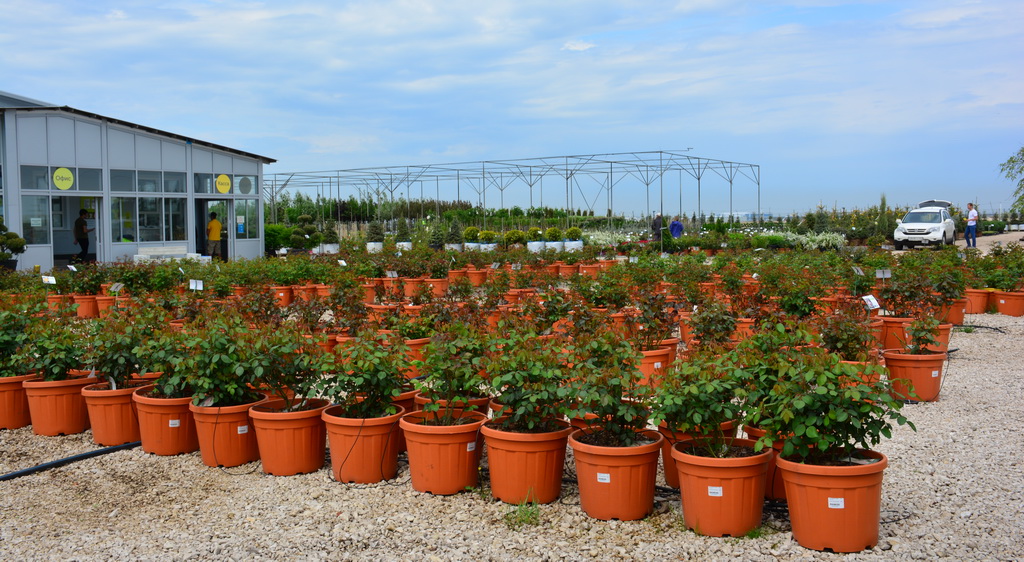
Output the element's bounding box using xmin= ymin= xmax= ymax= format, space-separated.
xmin=1 ymin=313 xmax=1022 ymax=560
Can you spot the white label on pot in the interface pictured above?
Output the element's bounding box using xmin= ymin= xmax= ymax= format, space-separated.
xmin=597 ymin=473 xmax=611 ymax=483
xmin=932 ymin=370 xmax=939 ymax=377
xmin=629 ymin=256 xmax=639 ymax=263
xmin=237 ymin=425 xmax=248 ymax=435
xmin=67 ymin=265 xmax=78 ymax=272
xmin=338 ymin=260 xmax=347 ymax=267
xmin=168 ymin=419 xmax=180 ymax=428
xmin=828 ymin=497 xmax=845 ymax=509
xmin=466 ymin=442 xmax=476 ymax=452
xmin=862 ymin=295 xmax=880 ymax=310
xmin=1000 ymin=299 xmax=1006 ymax=304
xmin=654 ymin=362 xmax=662 ymax=369
xmin=42 ymin=276 xmax=57 ymax=285
xmin=708 ymin=486 xmax=723 ymax=497
xmin=852 ymin=266 xmax=864 ymax=276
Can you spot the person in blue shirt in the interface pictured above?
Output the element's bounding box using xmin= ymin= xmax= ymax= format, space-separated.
xmin=669 ymin=216 xmax=684 ymax=238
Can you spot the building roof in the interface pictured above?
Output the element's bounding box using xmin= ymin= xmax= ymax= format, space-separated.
xmin=0 ymin=90 xmax=275 ymax=164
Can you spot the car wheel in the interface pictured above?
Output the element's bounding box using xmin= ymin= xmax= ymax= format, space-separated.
xmin=894 ymin=242 xmax=904 ymax=251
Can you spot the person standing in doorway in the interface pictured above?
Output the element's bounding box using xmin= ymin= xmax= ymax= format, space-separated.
xmin=207 ymin=212 xmax=223 ymax=260
xmin=651 ymin=213 xmax=663 ymax=242
xmin=73 ymin=209 xmax=94 ymax=263
xmin=669 ymin=216 xmax=684 ymax=239
xmin=965 ymin=203 xmax=978 ymax=248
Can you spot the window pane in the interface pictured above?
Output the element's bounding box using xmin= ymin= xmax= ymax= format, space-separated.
xmin=21 ymin=195 xmax=50 ymax=244
xmin=21 ymin=166 xmax=49 ymax=190
xmin=79 ymin=168 xmax=102 ymax=191
xmin=138 ymin=171 xmax=161 ymax=193
xmin=164 ymin=198 xmax=186 ymax=241
xmin=138 ymin=197 xmax=162 ymax=242
xmin=214 ymin=174 xmax=233 ymax=195
xmin=235 ymin=175 xmax=257 ymax=195
xmin=111 ymin=170 xmax=136 ymax=192
xmin=194 ymin=173 xmax=212 ymax=194
xmin=111 ymin=197 xmax=137 ymax=242
xmin=234 ymin=199 xmax=258 ymax=240
xmin=50 ymin=167 xmax=77 ymax=191
xmin=164 ymin=171 xmax=185 ymax=193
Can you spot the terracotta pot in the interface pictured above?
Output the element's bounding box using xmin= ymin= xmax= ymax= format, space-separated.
xmin=269 ymin=286 xmax=294 ymax=307
xmin=742 ymin=425 xmax=787 ymax=500
xmin=880 ymin=316 xmax=914 ymax=350
xmin=480 ymin=419 xmax=574 ymax=504
xmin=95 ymin=295 xmax=116 ymax=318
xmin=323 ymin=405 xmax=405 ymax=483
xmin=937 ymin=298 xmax=968 ymax=325
xmin=672 ymin=437 xmax=771 ymax=537
xmin=403 ymin=337 xmax=431 ymax=379
xmin=403 ymin=278 xmax=426 ymax=298
xmin=23 ymin=376 xmax=98 ymax=436
xmin=466 ymin=269 xmax=488 ymax=287
xmin=250 ymin=398 xmax=330 ymax=476
xmin=360 ymin=283 xmax=377 ymax=304
xmin=0 ymin=373 xmax=39 ymax=429
xmin=392 ymin=388 xmax=419 ymax=453
xmin=899 ymin=322 xmax=953 ymax=352
xmin=73 ymin=294 xmax=99 ymax=318
xmin=733 ymin=318 xmax=757 ymax=340
xmin=993 ymin=290 xmax=1024 ymax=317
xmin=579 ymin=264 xmax=602 ymax=278
xmin=658 ymin=337 xmax=681 ymax=364
xmin=412 ymin=394 xmax=490 ymax=416
xmin=638 ymin=346 xmax=672 ymax=387
xmin=869 ymin=319 xmax=884 ymax=350
xmin=777 ymin=451 xmax=888 ymax=552
xmin=424 ymin=278 xmax=449 ymax=298
xmin=569 ymin=429 xmax=663 ymax=521
xmin=190 ymin=395 xmax=267 ymax=467
xmin=658 ymin=420 xmax=736 ymax=488
xmin=963 ymin=288 xmax=989 ymax=314
xmin=399 ymin=410 xmax=487 ymax=495
xmin=133 ymin=386 xmax=199 ymax=456
xmin=82 ymin=382 xmax=144 ymax=446
xmin=882 ymin=350 xmax=946 ymax=402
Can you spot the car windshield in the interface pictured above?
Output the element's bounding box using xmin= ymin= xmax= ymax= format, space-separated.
xmin=903 ymin=211 xmax=941 ymax=223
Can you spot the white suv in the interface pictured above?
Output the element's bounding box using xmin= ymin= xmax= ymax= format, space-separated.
xmin=893 ymin=200 xmax=956 ymax=250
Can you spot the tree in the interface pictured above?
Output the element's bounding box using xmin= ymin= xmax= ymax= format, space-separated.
xmin=1000 ymin=146 xmax=1024 ymax=212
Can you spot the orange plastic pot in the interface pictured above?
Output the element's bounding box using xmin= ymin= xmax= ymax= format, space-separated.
xmin=0 ymin=373 xmax=39 ymax=429
xmin=133 ymin=386 xmax=199 ymax=455
xmin=95 ymin=295 xmax=116 ymax=318
xmin=73 ymin=295 xmax=99 ymax=318
xmin=993 ymin=290 xmax=1024 ymax=317
xmin=424 ymin=278 xmax=449 ymax=297
xmin=569 ymin=429 xmax=663 ymax=521
xmin=269 ymin=286 xmax=293 ymax=307
xmin=672 ymin=437 xmax=771 ymax=537
xmin=466 ymin=269 xmax=488 ymax=287
xmin=638 ymin=346 xmax=672 ymax=387
xmin=322 ymin=405 xmax=405 ymax=483
xmin=82 ymin=382 xmax=143 ymax=446
xmin=400 ymin=410 xmax=487 ymax=495
xmin=412 ymin=394 xmax=490 ymax=415
xmin=250 ymin=398 xmax=330 ymax=476
xmin=880 ymin=317 xmax=914 ymax=350
xmin=403 ymin=337 xmax=430 ymax=379
xmin=777 ymin=451 xmax=888 ymax=552
xmin=883 ymin=350 xmax=946 ymax=402
xmin=391 ymin=388 xmax=419 ymax=453
xmin=742 ymin=425 xmax=787 ymax=500
xmin=23 ymin=376 xmax=98 ymax=436
xmin=190 ymin=395 xmax=267 ymax=467
xmin=937 ymin=298 xmax=967 ymax=325
xmin=899 ymin=322 xmax=953 ymax=352
xmin=963 ymin=288 xmax=989 ymax=314
xmin=480 ymin=419 xmax=573 ymax=504
xmin=658 ymin=420 xmax=736 ymax=488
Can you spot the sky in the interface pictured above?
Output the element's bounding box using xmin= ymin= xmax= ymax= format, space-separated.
xmin=2 ymin=0 xmax=1023 ymax=217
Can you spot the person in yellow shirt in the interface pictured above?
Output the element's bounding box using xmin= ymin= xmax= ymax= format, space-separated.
xmin=206 ymin=212 xmax=223 ymax=260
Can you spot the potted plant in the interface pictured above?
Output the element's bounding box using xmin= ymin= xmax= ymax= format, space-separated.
xmin=564 ymin=226 xmax=584 ymax=252
xmin=444 ymin=220 xmax=464 ymax=252
xmin=400 ymin=318 xmax=490 ymax=495
xmin=314 ymin=329 xmax=410 ymax=483
xmin=246 ymin=324 xmax=332 ymax=476
xmin=478 ymin=230 xmax=499 ymax=252
xmin=544 ymin=226 xmax=564 ymax=252
xmin=687 ymin=298 xmax=738 ymax=349
xmin=18 ymin=318 xmax=98 ymax=436
xmin=395 ymin=218 xmax=413 ymax=251
xmin=365 ymin=221 xmax=385 ymax=253
xmin=526 ymin=227 xmax=546 ymax=253
xmin=882 ymin=316 xmax=947 ymax=402
xmin=133 ymin=325 xmax=200 ymax=456
xmin=481 ymin=327 xmax=573 ymax=504
xmin=743 ymin=334 xmax=915 ymax=552
xmin=565 ymin=328 xmax=663 ymax=521
xmin=651 ymin=353 xmax=771 ymax=537
xmin=0 ymin=216 xmax=27 ymax=271
xmin=622 ymin=291 xmax=677 ymax=386
xmin=0 ymin=301 xmax=44 ymax=429
xmin=462 ymin=226 xmax=481 ymax=251
xmin=428 ymin=223 xmax=445 ymax=250
xmin=504 ymin=229 xmax=527 ymax=249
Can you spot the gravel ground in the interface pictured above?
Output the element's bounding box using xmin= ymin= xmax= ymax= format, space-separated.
xmin=2 ymin=313 xmax=1022 ymax=561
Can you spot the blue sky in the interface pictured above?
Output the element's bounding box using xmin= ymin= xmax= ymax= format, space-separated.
xmin=2 ymin=0 xmax=1022 ymax=217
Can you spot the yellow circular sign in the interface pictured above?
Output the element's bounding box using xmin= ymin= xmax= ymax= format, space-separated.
xmin=53 ymin=167 xmax=75 ymax=190
xmin=215 ymin=174 xmax=231 ymax=194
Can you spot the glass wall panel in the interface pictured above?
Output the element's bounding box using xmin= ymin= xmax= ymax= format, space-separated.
xmin=138 ymin=171 xmax=161 ymax=193
xmin=164 ymin=198 xmax=187 ymax=241
xmin=164 ymin=171 xmax=185 ymax=193
xmin=234 ymin=199 xmax=259 ymax=240
xmin=194 ymin=173 xmax=213 ymax=194
xmin=21 ymin=166 xmax=48 ymax=190
xmin=138 ymin=197 xmax=162 ymax=242
xmin=111 ymin=170 xmax=136 ymax=192
xmin=235 ymin=175 xmax=257 ymax=195
xmin=21 ymin=195 xmax=50 ymax=244
xmin=79 ymin=168 xmax=102 ymax=191
xmin=111 ymin=197 xmax=137 ymax=242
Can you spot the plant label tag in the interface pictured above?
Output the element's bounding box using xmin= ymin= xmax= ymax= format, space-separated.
xmin=42 ymin=276 xmax=57 ymax=285
xmin=451 ymin=257 xmax=456 ymax=264
xmin=597 ymin=473 xmax=611 ymax=483
xmin=189 ymin=279 xmax=204 ymax=291
xmin=752 ymin=273 xmax=759 ymax=279
xmin=875 ymin=269 xmax=891 ymax=279
xmin=109 ymin=283 xmax=124 ymax=294
xmin=708 ymin=486 xmax=723 ymax=497
xmin=852 ymin=266 xmax=864 ymax=276
xmin=466 ymin=442 xmax=476 ymax=452
xmin=386 ymin=271 xmax=398 ymax=278
xmin=512 ymin=263 xmax=522 ymax=271
xmin=958 ymin=252 xmax=966 ymax=260
xmin=862 ymin=295 xmax=880 ymax=310
xmin=828 ymin=497 xmax=845 ymax=509
xmin=168 ymin=419 xmax=180 ymax=428
xmin=338 ymin=260 xmax=347 ymax=267
xmin=237 ymin=425 xmax=248 ymax=435
xmin=304 ymin=234 xmax=310 ymax=239
xmin=178 ymin=267 xmax=185 ymax=275
xmin=720 ymin=243 xmax=728 ymax=248
xmin=491 ymin=262 xmax=500 ymax=269
xmin=654 ymin=362 xmax=662 ymax=369
xmin=660 ymin=253 xmax=669 ymax=259
xmin=691 ymin=246 xmax=700 ymax=252
xmin=932 ymin=370 xmax=939 ymax=377
xmin=629 ymin=256 xmax=639 ymax=263
xmin=216 ymin=264 xmax=221 ymax=272
xmin=67 ymin=265 xmax=78 ymax=272
xmin=1000 ymin=299 xmax=1006 ymax=304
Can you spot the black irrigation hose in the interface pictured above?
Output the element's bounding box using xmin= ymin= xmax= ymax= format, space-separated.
xmin=955 ymin=324 xmax=1006 ymax=333
xmin=0 ymin=441 xmax=140 ymax=482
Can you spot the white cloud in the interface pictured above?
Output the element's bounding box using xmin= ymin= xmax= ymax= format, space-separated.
xmin=562 ymin=40 xmax=596 ymax=51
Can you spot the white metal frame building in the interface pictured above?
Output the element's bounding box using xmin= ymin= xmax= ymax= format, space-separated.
xmin=0 ymin=91 xmax=274 ymax=271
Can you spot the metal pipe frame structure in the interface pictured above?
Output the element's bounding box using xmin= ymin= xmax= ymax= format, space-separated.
xmin=263 ymin=149 xmax=761 ymax=225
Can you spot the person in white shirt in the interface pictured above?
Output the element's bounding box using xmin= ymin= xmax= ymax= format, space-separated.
xmin=965 ymin=203 xmax=979 ymax=248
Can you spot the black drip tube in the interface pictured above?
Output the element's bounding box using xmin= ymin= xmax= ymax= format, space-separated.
xmin=0 ymin=441 xmax=140 ymax=482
